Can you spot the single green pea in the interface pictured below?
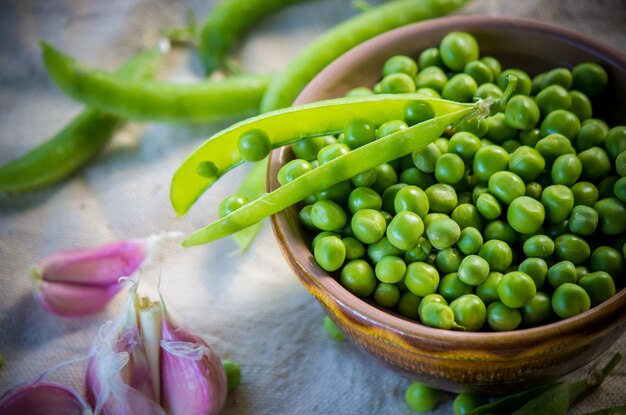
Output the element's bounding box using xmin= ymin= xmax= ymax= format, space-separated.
xmin=344 ymin=118 xmax=376 ymax=149
xmin=418 ymin=47 xmax=445 ymax=68
xmin=457 ymin=227 xmax=483 ymax=255
xmin=485 ymin=113 xmax=518 ymax=144
xmin=397 ymin=291 xmax=422 ymax=319
xmin=367 ymin=237 xmax=405 ymax=264
xmin=521 ymin=292 xmax=553 ymax=326
xmin=590 ymin=245 xmax=625 ymax=278
xmin=383 ymin=55 xmax=418 ymax=77
xmin=414 ymin=66 xmax=448 ymax=92
xmin=478 ymin=239 xmax=513 ymax=272
xmin=404 ymin=237 xmax=432 ymax=264
xmin=435 ymin=153 xmax=466 ymax=185
xmin=196 ymin=160 xmax=219 ymax=179
xmin=615 ymin=177 xmax=626 ymax=203
xmin=448 ymin=131 xmax=481 ymax=161
xmin=436 ymin=247 xmax=463 ymax=274
xmin=501 ymin=139 xmax=521 ymax=153
xmin=570 ymin=181 xmax=599 ymax=207
xmin=498 ymin=271 xmax=536 ymax=308
xmin=484 ymin=220 xmax=517 ymax=245
xmin=311 ymin=199 xmax=347 ymax=231
xmin=404 ymin=261 xmax=439 ymax=297
xmin=568 ymin=90 xmax=593 ymax=121
xmin=473 ymin=145 xmax=510 ymax=181
xmin=314 ymin=236 xmax=346 ymax=272
xmin=457 ymin=255 xmax=490 ymax=286
xmin=545 ymin=220 xmax=570 ymax=239
xmin=474 ymin=82 xmax=503 ymax=100
xmin=371 ymin=163 xmax=398 ymax=194
xmin=551 ymin=153 xmax=582 ymax=186
xmin=342 ymin=236 xmax=365 ymax=260
xmin=472 ymin=183 xmax=490 ymax=204
xmin=238 ymin=128 xmax=271 ymax=161
xmin=323 ymin=315 xmax=346 ymax=340
xmin=439 ymin=31 xmax=479 ymax=71
xmin=394 ymin=185 xmax=429 ymax=218
xmin=415 ymin=87 xmax=441 ymax=98
xmin=405 ymin=382 xmax=439 ymax=413
xmin=350 ymin=168 xmax=377 ymax=188
xmin=547 ymin=260 xmax=577 ymax=288
xmin=348 ymin=187 xmax=382 ymax=214
xmin=568 ymin=205 xmax=598 ymax=236
xmin=340 ymin=259 xmax=377 ymax=297
xmin=420 ymin=301 xmax=461 ymax=330
xmin=540 ymin=109 xmax=580 ymax=140
xmin=387 ymin=211 xmax=425 ymax=251
xmin=507 ymin=145 xmax=545 ymax=181
xmin=426 ymin=217 xmax=461 ymax=249
xmin=381 ymin=183 xmax=408 ymax=213
xmin=505 ymin=95 xmax=540 ymax=130
xmin=475 ymin=192 xmax=502 ymax=220
xmin=480 ymin=56 xmax=501 ymax=78
xmin=377 ymin=119 xmax=408 ymax=139
xmin=351 ymin=208 xmax=386 ymax=244
xmin=578 ymin=147 xmax=612 ymax=181
xmin=551 ymin=282 xmax=591 ymax=319
xmin=375 ymin=255 xmax=407 ymax=284
xmin=299 ymin=205 xmax=317 ymax=230
xmin=531 ymin=72 xmax=546 ymax=95
xmin=488 ymin=171 xmax=526 ymax=205
xmin=425 ymin=183 xmax=458 ymax=214
xmin=576 ymin=265 xmax=590 ymax=281
xmin=535 ymin=85 xmax=571 ymax=116
xmin=594 ymin=197 xmax=626 ymax=235
xmin=525 ymin=182 xmax=543 ymax=200
xmin=497 ymin=68 xmax=532 ymax=96
xmin=399 ymin=167 xmax=435 ymax=189
xmin=579 ymin=271 xmax=616 ymax=306
xmin=221 ymin=359 xmax=241 ymax=393
xmin=541 ymin=184 xmax=575 ymax=223
xmin=317 ymin=142 xmax=350 ymax=165
xmin=487 ymin=301 xmax=522 ymax=331
xmin=519 ymin=128 xmax=542 ymax=148
xmin=453 ymin=393 xmax=489 ymax=415
xmin=476 ymin=271 xmax=504 ymax=304
xmin=598 ymin=176 xmax=621 ymax=199
xmin=442 ymin=73 xmax=478 ymax=103
xmin=572 ymin=62 xmax=608 ymax=97
xmin=464 ymin=60 xmax=493 ymax=85
xmin=344 ymin=87 xmax=374 ymax=97
xmin=374 ymin=282 xmax=401 ymax=308
xmin=450 ymin=294 xmax=487 ymax=332
xmin=311 ymin=231 xmax=340 ymax=250
xmin=535 ymin=133 xmax=575 ymax=167
xmin=380 ymin=72 xmax=416 ymax=94
xmin=507 ymin=196 xmax=545 ymax=235
xmin=451 ymin=204 xmax=483 ymax=231
xmin=292 ymin=135 xmax=336 ymax=162
xmin=540 ymin=67 xmax=573 ymax=90
xmin=433 ymin=137 xmax=449 ymax=154
xmin=604 ymin=126 xmax=626 ymax=160
xmin=404 ymin=101 xmax=436 ymax=126
xmin=438 ymin=272 xmax=473 ymax=302
xmin=277 ymin=159 xmax=313 ymax=186
xmin=616 ymin=151 xmax=626 ymax=177
xmin=219 ymin=193 xmax=250 ymax=218
xmin=315 ymin=180 xmax=353 ymax=205
xmin=518 ymin=258 xmax=548 ymax=290
xmin=412 ymin=142 xmax=442 ymax=174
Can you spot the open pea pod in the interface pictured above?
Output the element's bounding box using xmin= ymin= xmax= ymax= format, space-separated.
xmin=170 ymin=94 xmax=470 ymax=215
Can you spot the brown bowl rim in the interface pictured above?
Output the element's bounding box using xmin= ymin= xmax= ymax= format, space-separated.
xmin=269 ymin=15 xmax=626 ymax=351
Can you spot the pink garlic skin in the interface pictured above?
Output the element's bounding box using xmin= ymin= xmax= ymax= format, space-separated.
xmin=0 ymin=380 xmax=92 ymax=415
xmin=160 ymin=313 xmax=228 ymax=415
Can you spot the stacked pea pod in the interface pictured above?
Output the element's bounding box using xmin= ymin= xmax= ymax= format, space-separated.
xmin=291 ymin=32 xmax=626 ymax=332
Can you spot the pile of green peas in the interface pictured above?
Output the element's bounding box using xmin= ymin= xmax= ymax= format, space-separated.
xmin=270 ymin=31 xmax=626 ymax=332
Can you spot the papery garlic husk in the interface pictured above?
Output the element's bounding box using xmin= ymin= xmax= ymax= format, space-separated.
xmin=30 ymin=232 xmax=181 ymax=317
xmin=0 ymin=380 xmax=92 ymax=415
xmin=160 ymin=304 xmax=228 ymax=415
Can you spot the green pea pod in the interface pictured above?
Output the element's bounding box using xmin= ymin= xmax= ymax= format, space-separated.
xmin=40 ymin=42 xmax=271 ymax=124
xmin=230 ymin=159 xmax=268 ymax=251
xmin=260 ymin=0 xmax=469 ymax=112
xmin=0 ymin=48 xmax=163 ymax=193
xmin=465 ymin=383 xmax=559 ymax=415
xmin=197 ymin=0 xmax=311 ymax=75
xmin=171 ymin=94 xmax=470 ymax=216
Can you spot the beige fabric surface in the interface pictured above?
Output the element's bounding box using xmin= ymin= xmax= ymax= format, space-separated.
xmin=0 ymin=0 xmax=625 ymax=414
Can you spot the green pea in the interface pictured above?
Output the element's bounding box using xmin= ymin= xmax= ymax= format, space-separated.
xmin=439 ymin=31 xmax=479 ymax=71
xmin=594 ymin=198 xmax=626 ymax=235
xmin=519 ymin=128 xmax=542 ymax=148
xmin=376 ymin=119 xmax=408 ymax=139
xmin=488 ymin=171 xmax=525 ymax=205
xmin=442 ymin=73 xmax=478 ymax=103
xmin=453 ymin=393 xmax=489 ymax=415
xmin=415 ymin=87 xmax=442 ymax=98
xmin=438 ymin=272 xmax=473 ymax=302
xmin=568 ymin=90 xmax=593 ymax=121
xmin=464 ymin=60 xmax=493 ymax=85
xmin=425 ymin=183 xmax=458 ymax=214
xmin=456 ymin=255 xmax=489 ymax=286
xmin=448 ymin=131 xmax=481 ymax=161
xmin=434 ymin=153 xmax=465 ymax=185
xmin=540 ymin=110 xmax=580 ymax=140
xmin=497 ymin=68 xmax=532 ymax=96
xmin=473 ymin=145 xmax=510 ymax=181
xmin=380 ymin=72 xmax=416 ymax=94
xmin=572 ymin=62 xmax=608 ymax=97
xmin=394 ymin=185 xmax=429 ymax=218
xmin=436 ymin=247 xmax=463 ymax=274
xmin=590 ymin=245 xmax=625 ymax=277
xmin=420 ymin=301 xmax=460 ymax=329
xmin=457 ymin=227 xmax=483 ymax=255
xmin=397 ymin=292 xmax=422 ymax=319
xmin=478 ymin=239 xmax=513 ymax=272
xmin=474 ymin=82 xmax=503 ymax=100
xmin=505 ymin=95 xmax=540 ymax=130
xmin=485 ymin=113 xmax=518 ymax=144
xmin=367 ymin=237 xmax=404 ymax=264
xmin=381 ymin=183 xmax=407 ymax=214
xmin=450 ymin=294 xmax=487 ymax=331
xmin=578 ymin=147 xmax=611 ymax=181
xmin=418 ymin=47 xmax=444 ymax=69
xmin=196 ymin=160 xmax=219 ymax=179
xmin=604 ymin=126 xmax=626 ymax=160
xmin=315 ymin=180 xmax=352 ymax=205
xmin=383 ymin=55 xmax=418 ymax=77
xmin=418 ymin=293 xmax=448 ymax=316
xmin=579 ymin=271 xmax=616 ymax=307
xmin=374 ymin=282 xmax=401 ymax=308
xmin=238 ymin=128 xmax=271 ymax=161
xmin=576 ymin=265 xmax=591 ymax=281
xmin=317 ymin=142 xmax=350 ymax=165
xmin=299 ymin=205 xmax=317 ymax=230
xmin=547 ymin=260 xmax=577 ymax=288
xmin=218 ymin=193 xmax=250 ymax=218
xmin=518 ymin=258 xmax=548 ymax=290
xmin=387 ymin=211 xmax=424 ymax=250
xmin=371 ymin=163 xmax=398 ymax=194
xmin=546 ymin=220 xmax=570 ymax=239
xmin=340 ymin=259 xmax=377 ymax=297
xmin=348 ymin=187 xmax=382 ymax=214
xmin=476 ymin=192 xmax=502 ymax=220
xmin=323 ymin=315 xmax=346 ymax=341
xmin=292 ymin=135 xmax=336 ymax=162
xmin=314 ymin=236 xmax=346 ymax=272
xmin=340 ymin=236 xmax=364 ymax=260
xmin=404 ymin=238 xmax=432 ymax=265
xmin=617 ymin=151 xmax=626 ymax=176
xmin=567 ymin=205 xmax=598 ymax=236
xmin=414 ymin=66 xmax=448 ymax=92
xmin=351 ymin=208 xmax=386 ymax=244
xmin=535 ymin=85 xmax=571 ymax=116
xmin=277 ymin=159 xmax=313 ymax=185
xmin=507 ymin=146 xmax=545 ymax=181
xmin=480 ymin=56 xmax=501 ymax=78
xmin=506 ymin=196 xmax=545 ymax=235
xmin=311 ymin=199 xmax=347 ymax=231
xmin=433 ymin=137 xmax=449 ymax=154
xmin=404 ymin=101 xmax=436 ymax=126
xmin=375 ymin=255 xmax=406 ymax=284
xmin=570 ymin=181 xmax=599 ymax=207
xmin=540 ymin=67 xmax=573 ymax=90
xmin=484 ymin=220 xmax=517 ymax=245
xmin=615 ymin=177 xmax=626 ymax=203
xmin=399 ymin=167 xmax=434 ymax=189
xmin=598 ymin=176 xmax=620 ymax=199
xmin=221 ymin=359 xmax=242 ymax=393
xmin=345 ymin=87 xmax=373 ymax=97
xmin=498 ymin=271 xmax=536 ymax=308
xmin=521 ymin=292 xmax=553 ymax=326
xmin=412 ymin=142 xmax=442 ymax=173
xmin=344 ymin=118 xmax=375 ymax=149
xmin=425 ymin=217 xmax=460 ymax=249
xmin=531 ymin=72 xmax=546 ymax=95
xmin=487 ymin=301 xmax=521 ymax=331
xmin=476 ymin=271 xmax=503 ymax=304
xmin=525 ymin=182 xmax=543 ymax=200
xmin=541 ymin=184 xmax=574 ymax=223
xmin=311 ymin=231 xmax=340 ymax=249
xmin=350 ymin=168 xmax=377 ymax=188
xmin=404 ymin=261 xmax=439 ymax=297
xmin=451 ymin=204 xmax=483 ymax=231
xmin=551 ymin=153 xmax=582 ymax=186
xmin=551 ymin=283 xmax=591 ymax=319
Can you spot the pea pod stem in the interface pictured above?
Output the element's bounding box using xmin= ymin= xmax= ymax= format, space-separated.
xmin=0 ymin=48 xmax=163 ymax=193
xmin=170 ymin=94 xmax=470 ymax=216
xmin=40 ymin=42 xmax=271 ymax=124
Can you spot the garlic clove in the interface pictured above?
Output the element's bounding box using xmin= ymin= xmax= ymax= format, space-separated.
xmin=34 ymin=279 xmax=124 ymax=317
xmin=160 ymin=308 xmax=227 ymax=415
xmin=0 ymin=380 xmax=92 ymax=415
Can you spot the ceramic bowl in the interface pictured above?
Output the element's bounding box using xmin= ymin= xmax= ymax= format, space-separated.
xmin=268 ymin=16 xmax=626 ymax=393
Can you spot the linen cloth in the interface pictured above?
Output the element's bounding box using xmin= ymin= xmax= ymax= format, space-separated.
xmin=0 ymin=0 xmax=625 ymax=414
